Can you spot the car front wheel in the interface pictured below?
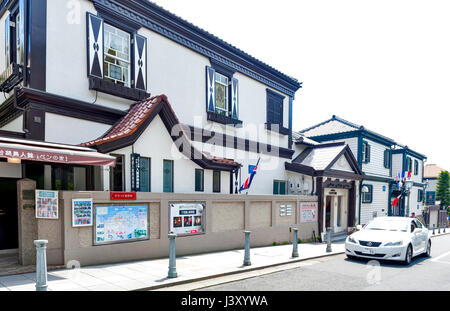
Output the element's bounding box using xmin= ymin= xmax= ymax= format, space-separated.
xmin=403 ymin=245 xmax=413 ymax=266
xmin=424 ymin=240 xmax=431 ymax=257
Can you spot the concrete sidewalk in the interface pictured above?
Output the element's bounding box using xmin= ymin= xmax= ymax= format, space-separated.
xmin=0 ymin=242 xmax=345 ymax=291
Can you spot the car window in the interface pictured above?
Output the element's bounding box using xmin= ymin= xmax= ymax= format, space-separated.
xmin=410 ymin=221 xmax=417 ymax=232
xmin=414 ymin=219 xmax=423 ymax=229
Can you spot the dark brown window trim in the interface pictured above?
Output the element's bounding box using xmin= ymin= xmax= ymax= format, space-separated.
xmin=184 ymin=125 xmax=295 ymax=159
xmin=207 ymin=111 xmax=243 ymax=127
xmin=89 ymin=77 xmax=150 ymax=102
xmin=265 ymin=123 xmax=290 ymax=136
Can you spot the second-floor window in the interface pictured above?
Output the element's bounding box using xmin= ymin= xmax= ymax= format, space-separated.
xmin=4 ymin=0 xmax=25 ymax=68
xmin=214 ymin=72 xmax=229 ymax=115
xmin=414 ymin=160 xmax=419 ymax=176
xmin=362 ymin=141 xmax=371 ymax=164
xmin=87 ymin=13 xmax=148 ymax=94
xmin=103 ymin=23 xmax=131 ymax=87
xmin=384 ymin=149 xmax=391 ymax=169
xmin=206 ymin=65 xmax=240 ymax=122
xmin=266 ymin=89 xmax=284 ymax=126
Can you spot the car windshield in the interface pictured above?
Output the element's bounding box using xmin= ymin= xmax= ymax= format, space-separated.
xmin=364 ymin=218 xmax=409 ymax=232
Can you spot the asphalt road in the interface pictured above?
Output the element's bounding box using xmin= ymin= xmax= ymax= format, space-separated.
xmin=198 ymin=234 xmax=450 ymax=291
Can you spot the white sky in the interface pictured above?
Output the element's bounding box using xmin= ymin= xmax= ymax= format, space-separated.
xmin=151 ymin=0 xmax=450 ymax=170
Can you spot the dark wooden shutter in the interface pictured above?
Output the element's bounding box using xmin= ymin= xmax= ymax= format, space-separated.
xmin=231 ymin=78 xmax=239 ymax=119
xmin=206 ymin=66 xmax=216 ymax=112
xmin=5 ymin=16 xmax=10 ymax=67
xmin=134 ymin=34 xmax=147 ymax=90
xmin=86 ymin=13 xmax=104 ymax=78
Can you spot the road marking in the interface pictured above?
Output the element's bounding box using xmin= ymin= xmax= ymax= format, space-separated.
xmin=431 ymin=250 xmax=450 ymax=263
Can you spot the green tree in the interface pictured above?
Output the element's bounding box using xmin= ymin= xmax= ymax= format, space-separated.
xmin=436 ymin=170 xmax=450 ymax=210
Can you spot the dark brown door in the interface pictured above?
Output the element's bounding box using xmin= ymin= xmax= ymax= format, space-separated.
xmin=0 ymin=179 xmax=19 ymax=250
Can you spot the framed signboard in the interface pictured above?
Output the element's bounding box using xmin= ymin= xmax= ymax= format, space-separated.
xmin=94 ymin=204 xmax=149 ymax=245
xmin=72 ymin=198 xmax=93 ymax=227
xmin=35 ymin=190 xmax=58 ymax=219
xmin=169 ymin=202 xmax=205 ymax=236
xmin=300 ymin=202 xmax=318 ymax=223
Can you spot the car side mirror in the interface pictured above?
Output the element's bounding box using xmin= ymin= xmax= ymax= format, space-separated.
xmin=356 ymin=225 xmax=362 ymax=231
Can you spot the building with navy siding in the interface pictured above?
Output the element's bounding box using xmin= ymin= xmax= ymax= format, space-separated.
xmin=298 ymin=115 xmax=427 ymax=225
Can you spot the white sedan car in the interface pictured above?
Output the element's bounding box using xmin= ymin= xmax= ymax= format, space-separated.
xmin=345 ymin=217 xmax=431 ymax=265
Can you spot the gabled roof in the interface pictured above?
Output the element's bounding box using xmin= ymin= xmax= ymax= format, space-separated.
xmin=285 ymin=142 xmax=363 ymax=180
xmin=392 ymin=144 xmax=427 ymax=160
xmin=299 ymin=115 xmax=396 ymax=146
xmin=81 ymin=95 xmax=241 ymax=171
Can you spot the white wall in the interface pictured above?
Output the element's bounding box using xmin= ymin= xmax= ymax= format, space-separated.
xmin=45 ymin=0 xmax=291 ymax=149
xmin=360 ymin=181 xmax=389 ymax=225
xmin=408 ymin=186 xmax=424 ymax=216
xmin=46 ymin=0 xmax=132 ymax=111
xmin=362 ymin=139 xmax=391 ymax=177
xmin=0 ymin=115 xmax=24 ymax=132
xmin=392 ymin=153 xmax=403 ymax=179
xmin=45 ymin=113 xmax=111 ymax=145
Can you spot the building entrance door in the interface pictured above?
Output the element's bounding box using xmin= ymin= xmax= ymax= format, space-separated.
xmin=0 ymin=178 xmax=19 ymax=250
xmin=323 ymin=189 xmax=349 ymax=234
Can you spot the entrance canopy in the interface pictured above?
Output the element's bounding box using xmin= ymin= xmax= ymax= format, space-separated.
xmin=0 ymin=137 xmax=115 ymax=167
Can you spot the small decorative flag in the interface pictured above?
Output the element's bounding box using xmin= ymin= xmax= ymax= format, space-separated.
xmin=239 ymin=158 xmax=260 ymax=193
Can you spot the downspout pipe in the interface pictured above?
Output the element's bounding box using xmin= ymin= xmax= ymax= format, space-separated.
xmin=13 ymin=86 xmax=29 ymax=135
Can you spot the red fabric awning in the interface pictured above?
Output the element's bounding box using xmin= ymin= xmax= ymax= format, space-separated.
xmin=0 ymin=137 xmax=115 ymax=167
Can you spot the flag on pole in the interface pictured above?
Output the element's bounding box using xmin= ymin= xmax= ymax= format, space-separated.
xmin=392 ymin=193 xmax=402 ymax=207
xmin=239 ymin=158 xmax=260 ymax=193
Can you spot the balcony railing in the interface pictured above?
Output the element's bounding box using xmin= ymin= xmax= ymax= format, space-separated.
xmin=0 ymin=63 xmax=24 ymax=93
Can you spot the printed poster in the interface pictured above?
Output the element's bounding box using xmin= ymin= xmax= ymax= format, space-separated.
xmin=95 ymin=205 xmax=148 ymax=244
xmin=300 ymin=202 xmax=318 ymax=223
xmin=72 ymin=199 xmax=93 ymax=227
xmin=35 ymin=190 xmax=59 ymax=219
xmin=170 ymin=202 xmax=205 ymax=236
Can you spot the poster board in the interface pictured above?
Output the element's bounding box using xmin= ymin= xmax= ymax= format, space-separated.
xmin=300 ymin=202 xmax=318 ymax=223
xmin=72 ymin=198 xmax=93 ymax=227
xmin=169 ymin=202 xmax=205 ymax=236
xmin=94 ymin=204 xmax=149 ymax=245
xmin=35 ymin=190 xmax=58 ymax=219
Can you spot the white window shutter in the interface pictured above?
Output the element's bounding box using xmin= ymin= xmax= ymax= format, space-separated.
xmin=231 ymin=78 xmax=239 ymax=119
xmin=206 ymin=66 xmax=216 ymax=112
xmin=134 ymin=34 xmax=147 ymax=90
xmin=86 ymin=13 xmax=104 ymax=78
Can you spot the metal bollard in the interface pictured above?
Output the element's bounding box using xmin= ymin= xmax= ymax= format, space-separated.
xmin=326 ymin=227 xmax=332 ymax=253
xmin=433 ymin=224 xmax=435 ymax=235
xmin=34 ymin=240 xmax=48 ymax=291
xmin=438 ymin=225 xmax=441 ymax=234
xmin=168 ymin=233 xmax=178 ymax=278
xmin=292 ymin=228 xmax=299 ymax=258
xmin=243 ymin=231 xmax=251 ymax=266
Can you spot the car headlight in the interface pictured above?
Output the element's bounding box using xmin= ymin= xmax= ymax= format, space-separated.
xmin=384 ymin=241 xmax=403 ymax=247
xmin=347 ymin=236 xmax=357 ymax=244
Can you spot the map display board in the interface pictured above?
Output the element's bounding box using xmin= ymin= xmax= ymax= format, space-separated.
xmin=94 ymin=204 xmax=149 ymax=244
xmin=72 ymin=199 xmax=93 ymax=227
xmin=300 ymin=202 xmax=318 ymax=223
xmin=169 ymin=202 xmax=205 ymax=236
xmin=35 ymin=190 xmax=58 ymax=219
